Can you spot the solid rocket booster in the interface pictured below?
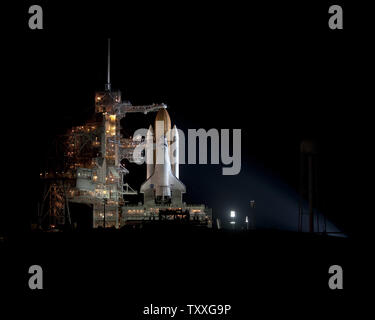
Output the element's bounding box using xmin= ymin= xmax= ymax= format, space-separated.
xmin=146 ymin=125 xmax=154 ymax=179
xmin=140 ymin=108 xmax=185 ymax=203
xmin=171 ymin=125 xmax=179 ymax=179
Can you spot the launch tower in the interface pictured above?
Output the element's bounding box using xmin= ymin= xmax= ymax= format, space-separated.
xmin=38 ymin=39 xmax=212 ymax=229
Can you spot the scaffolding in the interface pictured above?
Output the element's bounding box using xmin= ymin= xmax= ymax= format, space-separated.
xmin=38 ymin=39 xmax=211 ymax=230
xmin=39 ymin=88 xmax=165 ymax=229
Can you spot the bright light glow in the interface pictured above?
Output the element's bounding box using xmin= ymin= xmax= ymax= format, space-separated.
xmin=230 ymin=221 xmax=235 ymax=224
xmin=245 ymin=216 xmax=248 ymax=223
xmin=230 ymin=210 xmax=236 ymax=218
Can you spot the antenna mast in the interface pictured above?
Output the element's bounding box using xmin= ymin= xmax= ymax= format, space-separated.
xmin=105 ymin=38 xmax=111 ymax=91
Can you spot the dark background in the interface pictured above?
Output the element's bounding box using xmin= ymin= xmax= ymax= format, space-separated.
xmin=3 ymin=0 xmax=370 ymax=235
xmin=0 ymin=1 xmax=371 ymax=315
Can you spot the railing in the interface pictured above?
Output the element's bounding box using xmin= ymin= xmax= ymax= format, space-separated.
xmin=114 ymin=103 xmax=166 ymax=116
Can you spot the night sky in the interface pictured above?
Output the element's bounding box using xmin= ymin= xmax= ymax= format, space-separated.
xmin=3 ymin=1 xmax=371 ymax=236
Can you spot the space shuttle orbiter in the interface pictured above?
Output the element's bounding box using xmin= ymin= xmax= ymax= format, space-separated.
xmin=140 ymin=108 xmax=186 ymax=204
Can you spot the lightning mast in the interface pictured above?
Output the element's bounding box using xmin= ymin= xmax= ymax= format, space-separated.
xmin=105 ymin=38 xmax=111 ymax=91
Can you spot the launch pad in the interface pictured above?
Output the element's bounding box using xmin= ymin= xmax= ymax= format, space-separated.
xmin=38 ymin=40 xmax=212 ymax=230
